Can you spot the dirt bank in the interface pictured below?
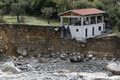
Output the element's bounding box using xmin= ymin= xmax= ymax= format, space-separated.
xmin=0 ymin=24 xmax=120 ymax=58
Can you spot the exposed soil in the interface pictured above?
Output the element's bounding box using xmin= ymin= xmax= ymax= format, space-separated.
xmin=0 ymin=24 xmax=120 ymax=58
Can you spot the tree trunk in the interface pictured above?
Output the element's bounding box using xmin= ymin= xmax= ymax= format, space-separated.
xmin=48 ymin=17 xmax=50 ymax=24
xmin=1 ymin=9 xmax=4 ymax=18
xmin=17 ymin=14 xmax=20 ymax=22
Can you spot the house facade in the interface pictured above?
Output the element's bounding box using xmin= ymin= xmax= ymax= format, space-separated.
xmin=59 ymin=8 xmax=105 ymax=41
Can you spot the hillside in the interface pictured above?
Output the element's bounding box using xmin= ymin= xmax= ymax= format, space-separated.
xmin=0 ymin=25 xmax=120 ymax=59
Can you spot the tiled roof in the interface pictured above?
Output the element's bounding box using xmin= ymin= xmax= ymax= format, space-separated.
xmin=71 ymin=8 xmax=105 ymax=15
xmin=59 ymin=8 xmax=105 ymax=16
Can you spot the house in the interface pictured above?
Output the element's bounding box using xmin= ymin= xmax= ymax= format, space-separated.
xmin=59 ymin=8 xmax=105 ymax=41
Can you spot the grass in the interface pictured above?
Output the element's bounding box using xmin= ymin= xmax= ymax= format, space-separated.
xmin=1 ymin=15 xmax=60 ymax=26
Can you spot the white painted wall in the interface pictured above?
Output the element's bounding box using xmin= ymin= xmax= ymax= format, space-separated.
xmin=65 ymin=23 xmax=105 ymax=41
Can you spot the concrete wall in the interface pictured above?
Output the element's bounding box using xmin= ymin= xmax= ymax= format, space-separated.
xmin=65 ymin=23 xmax=105 ymax=41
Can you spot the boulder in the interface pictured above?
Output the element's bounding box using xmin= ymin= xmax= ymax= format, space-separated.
xmin=18 ymin=55 xmax=23 ymax=60
xmin=69 ymin=55 xmax=84 ymax=62
xmin=16 ymin=47 xmax=27 ymax=56
xmin=37 ymin=54 xmax=42 ymax=58
xmin=106 ymin=63 xmax=120 ymax=75
xmin=1 ymin=62 xmax=21 ymax=74
xmin=86 ymin=54 xmax=93 ymax=59
xmin=60 ymin=53 xmax=68 ymax=60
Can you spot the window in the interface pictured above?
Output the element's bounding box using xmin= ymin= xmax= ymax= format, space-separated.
xmin=85 ymin=28 xmax=87 ymax=37
xmin=76 ymin=29 xmax=79 ymax=32
xmin=99 ymin=26 xmax=101 ymax=31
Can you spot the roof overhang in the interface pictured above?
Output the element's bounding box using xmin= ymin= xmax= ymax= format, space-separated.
xmin=59 ymin=10 xmax=84 ymax=16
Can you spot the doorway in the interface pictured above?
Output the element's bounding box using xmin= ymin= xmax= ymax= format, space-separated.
xmin=85 ymin=28 xmax=87 ymax=37
xmin=92 ymin=27 xmax=94 ymax=36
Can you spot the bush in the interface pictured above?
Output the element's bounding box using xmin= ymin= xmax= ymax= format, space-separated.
xmin=117 ymin=20 xmax=120 ymax=32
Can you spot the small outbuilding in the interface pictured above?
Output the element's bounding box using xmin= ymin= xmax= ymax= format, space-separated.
xmin=59 ymin=8 xmax=105 ymax=41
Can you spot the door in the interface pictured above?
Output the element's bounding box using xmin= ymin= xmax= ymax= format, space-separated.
xmin=85 ymin=28 xmax=87 ymax=37
xmin=92 ymin=27 xmax=94 ymax=36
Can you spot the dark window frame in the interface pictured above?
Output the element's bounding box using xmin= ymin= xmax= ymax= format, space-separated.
xmin=99 ymin=26 xmax=101 ymax=31
xmin=76 ymin=29 xmax=79 ymax=32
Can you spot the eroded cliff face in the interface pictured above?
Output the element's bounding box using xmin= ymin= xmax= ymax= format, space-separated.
xmin=0 ymin=24 xmax=120 ymax=58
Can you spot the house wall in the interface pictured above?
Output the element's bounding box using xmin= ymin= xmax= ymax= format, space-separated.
xmin=65 ymin=23 xmax=105 ymax=41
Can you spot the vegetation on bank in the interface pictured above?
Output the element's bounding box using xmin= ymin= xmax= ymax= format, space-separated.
xmin=0 ymin=0 xmax=119 ymax=30
xmin=0 ymin=15 xmax=60 ymax=26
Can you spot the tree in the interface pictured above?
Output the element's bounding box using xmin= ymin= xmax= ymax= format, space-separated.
xmin=0 ymin=0 xmax=15 ymax=18
xmin=117 ymin=20 xmax=120 ymax=31
xmin=77 ymin=0 xmax=93 ymax=9
xmin=41 ymin=7 xmax=55 ymax=24
xmin=31 ymin=0 xmax=56 ymax=15
xmin=0 ymin=2 xmax=5 ymax=18
xmin=11 ymin=0 xmax=27 ymax=22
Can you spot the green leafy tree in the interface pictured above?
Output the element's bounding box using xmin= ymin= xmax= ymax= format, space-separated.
xmin=41 ymin=7 xmax=55 ymax=24
xmin=93 ymin=0 xmax=104 ymax=10
xmin=11 ymin=0 xmax=27 ymax=22
xmin=0 ymin=2 xmax=5 ymax=18
xmin=3 ymin=0 xmax=15 ymax=13
xmin=77 ymin=0 xmax=93 ymax=9
xmin=117 ymin=20 xmax=120 ymax=31
xmin=32 ymin=0 xmax=56 ymax=15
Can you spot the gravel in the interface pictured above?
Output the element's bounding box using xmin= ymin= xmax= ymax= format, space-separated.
xmin=0 ymin=58 xmax=119 ymax=80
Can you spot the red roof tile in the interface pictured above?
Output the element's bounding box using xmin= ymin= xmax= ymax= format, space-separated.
xmin=71 ymin=8 xmax=105 ymax=15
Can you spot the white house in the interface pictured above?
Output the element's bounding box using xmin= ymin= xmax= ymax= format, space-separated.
xmin=59 ymin=8 xmax=105 ymax=41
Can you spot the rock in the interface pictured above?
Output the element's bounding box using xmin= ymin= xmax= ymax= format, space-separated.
xmin=91 ymin=57 xmax=96 ymax=60
xmin=50 ymin=53 xmax=56 ymax=58
xmin=86 ymin=54 xmax=93 ymax=59
xmin=43 ymin=54 xmax=50 ymax=58
xmin=62 ymin=42 xmax=66 ymax=45
xmin=37 ymin=54 xmax=42 ymax=58
xmin=26 ymin=64 xmax=33 ymax=71
xmin=106 ymin=63 xmax=120 ymax=75
xmin=48 ymin=46 xmax=54 ymax=51
xmin=0 ymin=70 xmax=4 ymax=75
xmin=38 ymin=58 xmax=45 ymax=63
xmin=16 ymin=47 xmax=27 ymax=56
xmin=57 ymin=69 xmax=71 ymax=73
xmin=18 ymin=55 xmax=23 ymax=60
xmin=6 ymin=71 xmax=14 ymax=75
xmin=83 ymin=58 xmax=89 ymax=62
xmin=79 ymin=72 xmax=109 ymax=80
xmin=11 ymin=56 xmax=18 ymax=61
xmin=1 ymin=62 xmax=21 ymax=74
xmin=69 ymin=55 xmax=84 ymax=62
xmin=60 ymin=53 xmax=68 ymax=60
